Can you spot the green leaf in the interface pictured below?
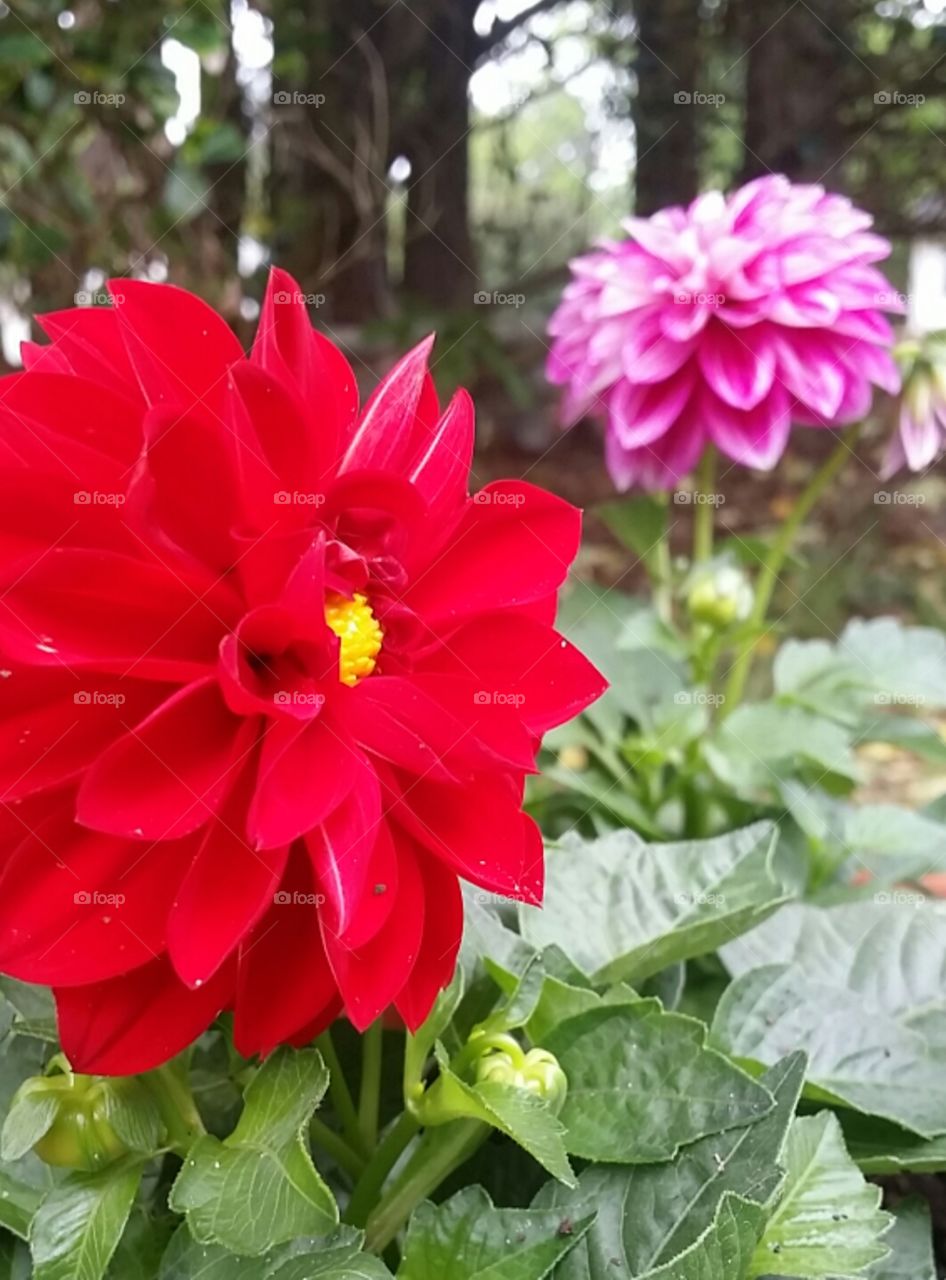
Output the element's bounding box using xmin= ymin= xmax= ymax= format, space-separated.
xmin=398 ymin=1186 xmax=592 ymax=1279
xmin=644 ymin=1194 xmax=766 ymax=1280
xmin=842 ymin=616 xmax=946 ymax=709
xmin=536 ymin=1055 xmax=805 ymax=1278
xmin=159 ymin=1225 xmax=384 ymax=1279
xmin=545 ymin=1002 xmax=774 ymax=1163
xmin=839 ymin=1111 xmax=946 ymax=1174
xmin=597 ymin=495 xmax=666 ymax=561
xmin=715 ymin=902 xmax=946 ymax=1136
xmin=521 ymin=823 xmax=791 ymax=985
xmin=169 ymin=1047 xmax=338 ymax=1255
xmin=748 ymin=1114 xmax=890 ymax=1278
xmin=30 ymin=1158 xmax=142 ymax=1280
xmin=705 ymin=704 xmax=858 ymax=796
xmin=0 ymin=1169 xmax=45 ymax=1241
xmin=867 ymin=1199 xmax=935 ymax=1280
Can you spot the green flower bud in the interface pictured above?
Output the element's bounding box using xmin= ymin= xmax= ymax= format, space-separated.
xmin=8 ymin=1071 xmax=138 ymax=1172
xmin=687 ymin=564 xmax=753 ymax=629
xmin=473 ymin=1045 xmax=568 ymax=1111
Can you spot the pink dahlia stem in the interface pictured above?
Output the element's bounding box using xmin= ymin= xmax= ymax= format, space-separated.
xmin=722 ymin=425 xmax=859 ymax=713
xmin=345 ymin=1109 xmax=422 ymax=1229
xmin=693 ymin=444 xmax=717 ymax=562
xmin=145 ymin=1061 xmax=205 ymax=1156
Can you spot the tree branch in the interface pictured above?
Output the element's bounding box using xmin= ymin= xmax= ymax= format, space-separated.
xmin=475 ymin=0 xmax=567 ymax=58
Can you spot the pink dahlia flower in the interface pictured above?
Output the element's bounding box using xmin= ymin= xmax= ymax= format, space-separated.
xmin=882 ymin=333 xmax=946 ymax=476
xmin=547 ymin=175 xmax=903 ymax=490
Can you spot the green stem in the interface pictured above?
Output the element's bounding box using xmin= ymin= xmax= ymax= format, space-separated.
xmin=345 ymin=1110 xmax=421 ymax=1229
xmin=317 ymin=1030 xmax=368 ymax=1159
xmin=693 ymin=444 xmax=717 ymax=562
xmin=652 ymin=492 xmax=674 ymax=626
xmin=359 ymin=1022 xmax=384 ymax=1151
xmin=723 ymin=426 xmax=858 ymax=712
xmin=145 ymin=1063 xmax=205 ymax=1156
xmin=310 ymin=1116 xmax=367 ymax=1181
xmin=364 ymin=1120 xmax=489 ymax=1253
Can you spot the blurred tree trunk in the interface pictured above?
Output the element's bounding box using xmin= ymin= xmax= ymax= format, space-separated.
xmin=269 ymin=0 xmax=392 ymax=323
xmin=634 ymin=0 xmax=702 ymax=213
xmin=738 ymin=0 xmax=851 ymax=183
xmin=400 ymin=0 xmax=479 ymax=309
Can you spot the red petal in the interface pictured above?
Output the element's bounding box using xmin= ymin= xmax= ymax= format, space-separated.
xmin=395 ymin=849 xmax=462 ymax=1030
xmin=395 ymin=774 xmax=543 ymax=904
xmin=234 ymin=846 xmax=338 ymax=1055
xmin=419 ymin=613 xmax=607 ymax=734
xmin=108 ymin=279 xmax=243 ymax=423
xmin=0 ymin=548 xmax=237 ymax=680
xmin=56 ymin=954 xmax=234 ymax=1074
xmin=167 ymin=776 xmax=289 ymax=988
xmin=339 ymin=336 xmax=437 ymax=476
xmin=408 ymin=388 xmax=474 ymax=522
xmin=38 ymin=306 xmax=139 ymax=393
xmin=0 ymin=807 xmax=193 ymax=985
xmin=247 ymin=714 xmax=361 ymax=849
xmin=0 ymin=371 xmax=141 ymax=465
xmin=0 ymin=675 xmax=164 ymax=802
xmin=76 ymin=679 xmax=249 ymax=841
xmin=323 ymin=833 xmax=425 ymax=1030
xmin=405 ymin=482 xmax=581 ymax=624
xmin=252 ymin=268 xmax=358 ymax=476
xmin=305 ymin=760 xmax=381 ymax=938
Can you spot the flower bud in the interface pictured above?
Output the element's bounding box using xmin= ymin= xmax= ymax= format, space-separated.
xmin=473 ymin=1044 xmax=568 ymax=1111
xmin=687 ymin=563 xmax=753 ymax=629
xmin=9 ymin=1072 xmax=132 ymax=1171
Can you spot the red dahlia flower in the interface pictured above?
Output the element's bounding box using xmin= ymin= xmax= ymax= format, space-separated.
xmin=0 ymin=270 xmax=604 ymax=1074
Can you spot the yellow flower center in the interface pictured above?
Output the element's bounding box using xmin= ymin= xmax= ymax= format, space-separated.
xmin=324 ymin=591 xmax=383 ymax=686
